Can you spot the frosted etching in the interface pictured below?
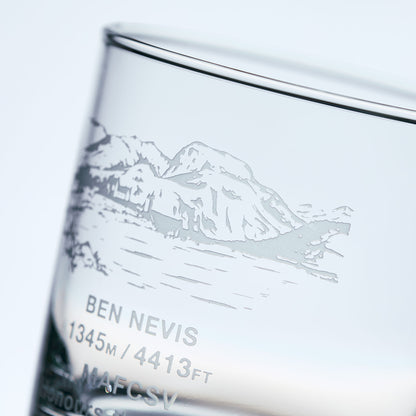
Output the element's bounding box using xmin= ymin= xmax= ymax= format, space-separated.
xmin=64 ymin=121 xmax=352 ymax=309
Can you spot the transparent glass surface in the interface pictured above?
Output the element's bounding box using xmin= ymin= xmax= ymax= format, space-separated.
xmin=32 ymin=24 xmax=416 ymax=416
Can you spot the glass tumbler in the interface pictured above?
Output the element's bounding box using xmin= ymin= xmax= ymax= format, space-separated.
xmin=32 ymin=23 xmax=416 ymax=416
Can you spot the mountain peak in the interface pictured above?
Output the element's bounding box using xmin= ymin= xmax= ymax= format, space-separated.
xmin=164 ymin=141 xmax=254 ymax=181
xmin=83 ymin=131 xmax=170 ymax=177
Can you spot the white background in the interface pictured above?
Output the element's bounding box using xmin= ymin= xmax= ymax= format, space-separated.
xmin=0 ymin=0 xmax=415 ymax=414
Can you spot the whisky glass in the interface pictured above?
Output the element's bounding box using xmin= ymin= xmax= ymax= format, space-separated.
xmin=32 ymin=23 xmax=416 ymax=416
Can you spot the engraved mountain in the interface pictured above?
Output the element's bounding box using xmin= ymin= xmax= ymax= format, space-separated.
xmin=70 ymin=122 xmax=352 ymax=284
xmin=78 ymin=125 xmax=305 ymax=241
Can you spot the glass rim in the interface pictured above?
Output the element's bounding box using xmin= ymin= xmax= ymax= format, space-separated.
xmin=105 ymin=23 xmax=416 ymax=125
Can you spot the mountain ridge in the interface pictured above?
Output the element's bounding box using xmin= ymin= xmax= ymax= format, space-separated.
xmin=80 ymin=128 xmax=308 ymax=241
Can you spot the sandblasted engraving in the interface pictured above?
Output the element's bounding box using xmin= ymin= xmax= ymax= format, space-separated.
xmin=63 ymin=120 xmax=352 ymax=309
